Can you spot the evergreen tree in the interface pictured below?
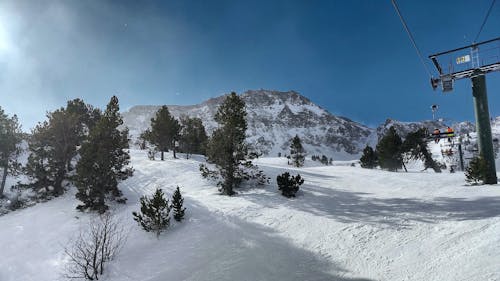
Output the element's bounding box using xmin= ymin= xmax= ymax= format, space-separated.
xmin=75 ymin=96 xmax=133 ymax=213
xmin=359 ymin=145 xmax=378 ymax=169
xmin=277 ymin=172 xmax=304 ymax=198
xmin=376 ymin=126 xmax=403 ymax=172
xmin=65 ymin=98 xmax=102 ymax=141
xmin=401 ymin=128 xmax=441 ymax=173
xmin=0 ymin=107 xmax=22 ymax=197
xmin=201 ymin=92 xmax=267 ymax=195
xmin=148 ymin=106 xmax=180 ymax=160
xmin=25 ymin=100 xmax=98 ymax=197
xmin=24 ymin=122 xmax=53 ymax=195
xmin=465 ymin=155 xmax=487 ymax=185
xmin=171 ymin=186 xmax=186 ymax=222
xmin=179 ymin=116 xmax=208 ymax=159
xmin=132 ymin=188 xmax=171 ymax=237
xmin=139 ymin=129 xmax=152 ymax=150
xmin=290 ymin=135 xmax=305 ymax=167
xmin=321 ymin=155 xmax=329 ymax=165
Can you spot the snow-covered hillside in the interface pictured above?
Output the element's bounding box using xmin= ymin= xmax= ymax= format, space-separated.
xmin=122 ymin=90 xmax=375 ymax=160
xmin=1 ymin=150 xmax=499 ymax=281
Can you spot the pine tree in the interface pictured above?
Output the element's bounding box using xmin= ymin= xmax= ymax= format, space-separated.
xmin=359 ymin=145 xmax=378 ymax=169
xmin=201 ymin=92 xmax=267 ymax=195
xmin=376 ymin=126 xmax=403 ymax=172
xmin=25 ymin=121 xmax=57 ymax=196
xmin=401 ymin=128 xmax=441 ymax=173
xmin=321 ymin=155 xmax=328 ymax=165
xmin=65 ymin=98 xmax=102 ymax=143
xmin=132 ymin=188 xmax=171 ymax=237
xmin=139 ymin=129 xmax=152 ymax=150
xmin=26 ymin=100 xmax=99 ymax=197
xmin=465 ymin=155 xmax=487 ymax=185
xmin=171 ymin=186 xmax=186 ymax=222
xmin=148 ymin=106 xmax=180 ymax=160
xmin=290 ymin=135 xmax=305 ymax=167
xmin=179 ymin=116 xmax=208 ymax=159
xmin=75 ymin=96 xmax=133 ymax=213
xmin=0 ymin=107 xmax=22 ymax=197
xmin=277 ymin=172 xmax=304 ymax=198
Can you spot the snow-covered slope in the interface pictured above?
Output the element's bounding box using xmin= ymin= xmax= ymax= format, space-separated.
xmin=1 ymin=150 xmax=499 ymax=281
xmin=122 ymin=90 xmax=375 ymax=160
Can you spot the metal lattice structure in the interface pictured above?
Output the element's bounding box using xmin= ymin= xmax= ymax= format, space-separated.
xmin=429 ymin=37 xmax=500 ymax=92
xmin=428 ymin=37 xmax=500 ymax=184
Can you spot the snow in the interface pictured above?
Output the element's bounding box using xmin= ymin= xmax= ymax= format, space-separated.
xmin=1 ymin=150 xmax=499 ymax=281
xmin=122 ymin=90 xmax=374 ymax=160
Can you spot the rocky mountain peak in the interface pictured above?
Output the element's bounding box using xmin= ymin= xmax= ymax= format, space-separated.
xmin=122 ymin=90 xmax=374 ymax=160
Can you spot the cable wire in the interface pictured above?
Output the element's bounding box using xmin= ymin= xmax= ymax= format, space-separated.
xmin=474 ymin=0 xmax=496 ymax=43
xmin=391 ymin=0 xmax=433 ymax=77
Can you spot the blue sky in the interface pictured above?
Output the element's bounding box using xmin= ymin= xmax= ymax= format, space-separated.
xmin=0 ymin=0 xmax=499 ymax=130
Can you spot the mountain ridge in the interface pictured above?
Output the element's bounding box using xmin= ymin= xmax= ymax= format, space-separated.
xmin=121 ymin=89 xmax=493 ymax=160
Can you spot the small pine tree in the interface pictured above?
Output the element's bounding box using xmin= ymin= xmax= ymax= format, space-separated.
xmin=171 ymin=186 xmax=186 ymax=222
xmin=376 ymin=126 xmax=403 ymax=171
xmin=359 ymin=145 xmax=378 ymax=169
xmin=277 ymin=172 xmax=304 ymax=198
xmin=290 ymin=135 xmax=305 ymax=167
xmin=465 ymin=155 xmax=487 ymax=185
xmin=133 ymin=188 xmax=171 ymax=237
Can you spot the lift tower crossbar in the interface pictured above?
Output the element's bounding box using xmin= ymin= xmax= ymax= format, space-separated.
xmin=429 ymin=37 xmax=500 ymax=184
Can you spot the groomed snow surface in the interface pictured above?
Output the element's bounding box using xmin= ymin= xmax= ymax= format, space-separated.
xmin=1 ymin=150 xmax=499 ymax=281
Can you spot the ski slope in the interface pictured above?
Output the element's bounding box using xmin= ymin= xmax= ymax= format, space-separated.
xmin=0 ymin=150 xmax=499 ymax=281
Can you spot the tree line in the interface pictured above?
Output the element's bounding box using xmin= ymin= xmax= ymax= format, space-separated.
xmin=0 ymin=97 xmax=132 ymax=212
xmin=140 ymin=106 xmax=208 ymax=160
xmin=359 ymin=126 xmax=442 ymax=172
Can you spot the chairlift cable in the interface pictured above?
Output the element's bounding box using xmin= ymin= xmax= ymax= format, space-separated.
xmin=473 ymin=0 xmax=497 ymax=43
xmin=390 ymin=0 xmax=433 ymax=78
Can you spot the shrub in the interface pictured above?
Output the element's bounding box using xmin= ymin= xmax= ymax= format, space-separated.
xmin=132 ymin=188 xmax=171 ymax=237
xmin=465 ymin=156 xmax=487 ymax=185
xmin=277 ymin=172 xmax=304 ymax=198
xmin=63 ymin=213 xmax=126 ymax=280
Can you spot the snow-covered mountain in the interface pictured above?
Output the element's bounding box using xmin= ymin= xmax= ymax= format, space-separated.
xmin=122 ymin=89 xmax=499 ymax=160
xmin=122 ymin=90 xmax=375 ymax=160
